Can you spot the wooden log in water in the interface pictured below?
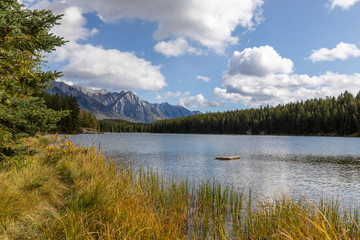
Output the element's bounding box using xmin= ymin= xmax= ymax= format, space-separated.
xmin=215 ymin=156 xmax=240 ymax=160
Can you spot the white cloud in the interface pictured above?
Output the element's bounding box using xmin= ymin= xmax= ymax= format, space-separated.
xmin=307 ymin=42 xmax=360 ymax=62
xmin=32 ymin=1 xmax=98 ymax=42
xmin=155 ymin=91 xmax=221 ymax=108
xmin=155 ymin=91 xmax=182 ymax=101
xmin=179 ymin=94 xmax=221 ymax=108
xmin=214 ymin=87 xmax=253 ymax=103
xmin=328 ymin=0 xmax=360 ymax=10
xmin=154 ymin=38 xmax=198 ymax=57
xmin=48 ymin=0 xmax=264 ymax=54
xmin=217 ymin=46 xmax=360 ymax=107
xmin=196 ymin=75 xmax=211 ymax=83
xmin=52 ymin=6 xmax=98 ymax=42
xmin=56 ymin=42 xmax=166 ymax=91
xmin=216 ymin=72 xmax=360 ymax=107
xmin=31 ymin=1 xmax=167 ymax=91
xmin=56 ymin=79 xmax=74 ymax=86
xmin=228 ymin=46 xmax=293 ymax=77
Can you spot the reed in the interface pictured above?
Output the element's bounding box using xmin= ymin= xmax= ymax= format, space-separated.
xmin=0 ymin=135 xmax=359 ymax=239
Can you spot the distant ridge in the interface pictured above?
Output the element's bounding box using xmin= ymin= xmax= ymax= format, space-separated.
xmin=46 ymin=81 xmax=199 ymax=123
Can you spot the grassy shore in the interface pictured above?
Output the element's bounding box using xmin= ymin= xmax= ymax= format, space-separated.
xmin=0 ymin=135 xmax=359 ymax=239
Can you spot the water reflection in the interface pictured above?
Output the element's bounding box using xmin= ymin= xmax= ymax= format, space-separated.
xmin=68 ymin=133 xmax=360 ymax=207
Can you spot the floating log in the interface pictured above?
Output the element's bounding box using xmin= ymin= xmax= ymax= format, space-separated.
xmin=215 ymin=156 xmax=240 ymax=160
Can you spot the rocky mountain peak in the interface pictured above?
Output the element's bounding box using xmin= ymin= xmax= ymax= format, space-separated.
xmin=47 ymin=81 xmax=200 ymax=123
xmin=72 ymin=85 xmax=110 ymax=96
xmin=123 ymin=91 xmax=140 ymax=103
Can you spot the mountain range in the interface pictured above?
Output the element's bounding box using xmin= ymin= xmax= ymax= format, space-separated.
xmin=46 ymin=81 xmax=199 ymax=123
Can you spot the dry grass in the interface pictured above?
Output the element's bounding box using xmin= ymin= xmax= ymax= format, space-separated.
xmin=0 ymin=135 xmax=359 ymax=239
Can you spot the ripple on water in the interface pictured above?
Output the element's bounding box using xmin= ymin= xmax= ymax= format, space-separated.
xmin=67 ymin=133 xmax=360 ymax=208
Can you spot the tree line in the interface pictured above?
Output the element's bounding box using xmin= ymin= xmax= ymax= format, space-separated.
xmin=99 ymin=119 xmax=147 ymax=133
xmin=100 ymin=91 xmax=360 ymax=136
xmin=44 ymin=93 xmax=99 ymax=133
xmin=2 ymin=0 xmax=360 ymax=160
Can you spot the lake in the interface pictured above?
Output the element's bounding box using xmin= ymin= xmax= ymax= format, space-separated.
xmin=68 ymin=133 xmax=360 ymax=207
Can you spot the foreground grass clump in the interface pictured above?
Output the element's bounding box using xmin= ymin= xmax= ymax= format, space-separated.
xmin=0 ymin=135 xmax=359 ymax=239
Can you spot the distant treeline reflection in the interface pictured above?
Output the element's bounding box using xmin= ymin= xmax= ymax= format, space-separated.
xmin=100 ymin=91 xmax=360 ymax=136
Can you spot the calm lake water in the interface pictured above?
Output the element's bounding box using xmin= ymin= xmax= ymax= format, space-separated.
xmin=68 ymin=133 xmax=360 ymax=207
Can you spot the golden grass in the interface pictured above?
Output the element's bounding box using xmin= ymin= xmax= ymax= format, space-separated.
xmin=0 ymin=135 xmax=359 ymax=239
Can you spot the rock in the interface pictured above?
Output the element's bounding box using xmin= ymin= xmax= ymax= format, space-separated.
xmin=47 ymin=81 xmax=200 ymax=123
xmin=80 ymin=127 xmax=103 ymax=134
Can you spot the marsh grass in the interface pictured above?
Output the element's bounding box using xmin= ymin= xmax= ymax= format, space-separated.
xmin=0 ymin=135 xmax=359 ymax=239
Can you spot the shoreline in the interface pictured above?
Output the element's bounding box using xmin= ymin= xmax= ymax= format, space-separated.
xmin=1 ymin=135 xmax=359 ymax=239
xmin=92 ymin=131 xmax=360 ymax=138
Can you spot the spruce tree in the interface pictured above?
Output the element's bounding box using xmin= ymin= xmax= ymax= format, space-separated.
xmin=0 ymin=0 xmax=67 ymax=156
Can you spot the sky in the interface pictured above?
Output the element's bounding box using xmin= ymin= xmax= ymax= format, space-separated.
xmin=23 ymin=0 xmax=360 ymax=112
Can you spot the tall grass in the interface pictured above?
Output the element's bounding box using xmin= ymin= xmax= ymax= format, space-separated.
xmin=0 ymin=135 xmax=359 ymax=239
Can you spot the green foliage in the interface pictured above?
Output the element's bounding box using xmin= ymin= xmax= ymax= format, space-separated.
xmin=100 ymin=91 xmax=360 ymax=137
xmin=56 ymin=94 xmax=79 ymax=133
xmin=79 ymin=109 xmax=98 ymax=130
xmin=0 ymin=0 xmax=67 ymax=157
xmin=149 ymin=91 xmax=360 ymax=136
xmin=44 ymin=92 xmax=101 ymax=132
xmin=99 ymin=119 xmax=147 ymax=133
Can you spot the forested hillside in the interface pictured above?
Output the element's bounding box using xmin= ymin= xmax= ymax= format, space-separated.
xmin=100 ymin=91 xmax=360 ymax=136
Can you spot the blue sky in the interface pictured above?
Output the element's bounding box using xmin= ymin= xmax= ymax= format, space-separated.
xmin=25 ymin=0 xmax=360 ymax=112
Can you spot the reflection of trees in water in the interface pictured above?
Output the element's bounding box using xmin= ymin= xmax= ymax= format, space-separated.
xmin=288 ymin=155 xmax=360 ymax=172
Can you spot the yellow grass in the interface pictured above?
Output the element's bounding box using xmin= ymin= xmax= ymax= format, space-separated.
xmin=0 ymin=135 xmax=359 ymax=239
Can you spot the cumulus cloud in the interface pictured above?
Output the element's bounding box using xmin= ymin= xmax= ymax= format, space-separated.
xmin=155 ymin=91 xmax=221 ymax=108
xmin=228 ymin=46 xmax=293 ymax=77
xmin=155 ymin=91 xmax=183 ymax=101
xmin=196 ymin=75 xmax=211 ymax=82
xmin=40 ymin=0 xmax=264 ymax=54
xmin=328 ymin=0 xmax=360 ymax=10
xmin=55 ymin=42 xmax=166 ymax=91
xmin=154 ymin=38 xmax=198 ymax=57
xmin=216 ymin=46 xmax=360 ymax=107
xmin=307 ymin=42 xmax=360 ymax=62
xmin=32 ymin=0 xmax=98 ymax=42
xmin=51 ymin=6 xmax=98 ymax=42
xmin=217 ymin=72 xmax=360 ymax=107
xmin=179 ymin=94 xmax=221 ymax=108
xmin=31 ymin=1 xmax=166 ymax=91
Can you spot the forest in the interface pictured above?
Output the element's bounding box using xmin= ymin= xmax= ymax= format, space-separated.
xmin=44 ymin=93 xmax=99 ymax=133
xmin=100 ymin=91 xmax=360 ymax=136
xmin=99 ymin=119 xmax=147 ymax=133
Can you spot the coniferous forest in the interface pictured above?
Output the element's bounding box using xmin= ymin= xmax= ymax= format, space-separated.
xmin=100 ymin=91 xmax=360 ymax=136
xmin=43 ymin=93 xmax=99 ymax=133
xmin=2 ymin=2 xmax=360 ymax=238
